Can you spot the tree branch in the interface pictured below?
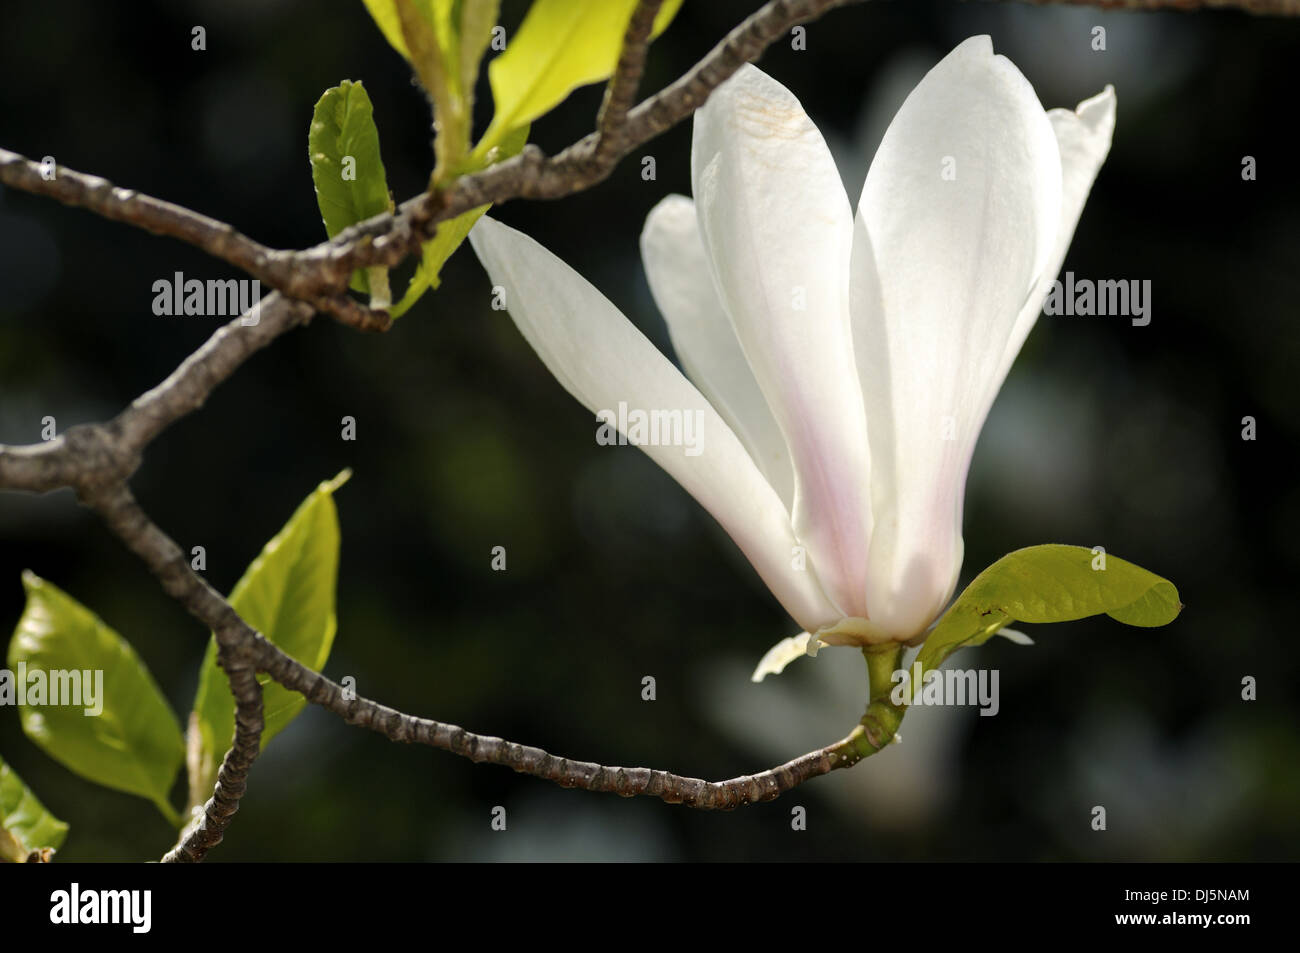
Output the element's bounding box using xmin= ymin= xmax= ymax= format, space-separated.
xmin=0 ymin=148 xmax=286 ymax=285
xmin=111 ymin=294 xmax=314 ymax=452
xmin=0 ymin=149 xmax=389 ymax=332
xmin=331 ymin=0 xmax=869 ymax=277
xmin=77 ymin=475 xmax=893 ymax=848
xmin=1008 ymin=0 xmax=1300 ymax=11
xmin=256 ymin=637 xmax=900 ymax=808
xmin=595 ymin=0 xmax=666 ymax=162
xmin=159 ymin=657 xmax=262 ymax=864
xmin=0 ymin=294 xmax=312 ymax=496
xmin=77 ymin=483 xmax=267 ymax=862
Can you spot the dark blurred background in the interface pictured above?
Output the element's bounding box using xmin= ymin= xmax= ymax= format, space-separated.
xmin=1 ymin=0 xmax=1297 ymax=861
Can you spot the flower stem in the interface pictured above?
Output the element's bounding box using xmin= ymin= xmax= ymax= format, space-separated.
xmin=864 ymin=643 xmax=901 ymax=702
xmin=851 ymin=643 xmax=905 ymax=757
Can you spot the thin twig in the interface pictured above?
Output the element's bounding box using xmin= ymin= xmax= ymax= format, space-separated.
xmin=112 ymin=294 xmax=314 ymax=453
xmin=0 ymin=295 xmax=313 ymax=496
xmin=78 ymin=484 xmax=267 ymax=862
xmin=1007 ymin=0 xmax=1299 ymax=11
xmin=162 ymin=657 xmax=262 ymax=863
xmin=73 ymin=482 xmax=893 ymax=852
xmin=0 ymin=149 xmax=388 ymax=332
xmin=331 ymin=0 xmax=870 ymax=275
xmin=0 ymin=148 xmax=288 ymax=286
xmin=595 ymin=0 xmax=666 ymax=161
xmin=256 ymin=637 xmax=899 ymax=808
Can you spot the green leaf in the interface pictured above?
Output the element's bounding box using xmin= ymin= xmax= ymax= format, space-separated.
xmin=0 ymin=754 xmax=68 ymax=862
xmin=189 ymin=472 xmax=349 ymax=809
xmin=477 ymin=0 xmax=682 ymax=154
xmin=457 ymin=0 xmax=501 ymax=102
xmin=391 ymin=122 xmax=530 ymax=318
xmin=309 ymin=81 xmax=395 ymax=296
xmin=7 ymin=573 xmax=185 ymax=825
xmin=915 ymin=544 xmax=1182 ymax=676
xmin=363 ymin=0 xmax=415 ymax=58
xmin=429 ymin=0 xmax=460 ymax=80
xmin=365 ymin=1 xmax=480 ymax=171
xmin=363 ymin=1 xmax=453 ymax=63
xmin=365 ymin=0 xmax=499 ymax=97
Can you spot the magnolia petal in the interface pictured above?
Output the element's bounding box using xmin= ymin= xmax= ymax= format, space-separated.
xmin=640 ymin=195 xmax=795 ymax=508
xmin=997 ymin=86 xmax=1118 ymax=385
xmin=993 ymin=627 xmax=1034 ymax=646
xmin=468 ymin=216 xmax=841 ymax=632
xmin=751 ymin=632 xmax=826 ymax=682
xmin=852 ymin=35 xmax=1064 ymax=641
xmin=691 ymin=64 xmax=873 ymax=620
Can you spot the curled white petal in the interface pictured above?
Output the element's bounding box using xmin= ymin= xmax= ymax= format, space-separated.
xmin=750 ymin=632 xmax=828 ymax=682
xmin=993 ymin=626 xmax=1035 ymax=646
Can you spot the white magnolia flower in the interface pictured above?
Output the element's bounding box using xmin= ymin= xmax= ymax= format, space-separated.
xmin=468 ymin=36 xmax=1115 ymax=667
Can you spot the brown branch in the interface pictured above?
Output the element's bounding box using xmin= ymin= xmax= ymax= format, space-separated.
xmin=159 ymin=657 xmax=262 ymax=864
xmin=1006 ymin=0 xmax=1300 ymax=11
xmin=0 ymin=299 xmax=310 ymax=857
xmin=0 ymin=294 xmax=312 ymax=496
xmin=74 ymin=478 xmax=892 ymax=850
xmin=0 ymin=148 xmax=288 ymax=285
xmin=77 ymin=483 xmax=268 ymax=862
xmin=79 ymin=472 xmax=898 ymax=815
xmin=0 ymin=426 xmax=132 ymax=496
xmin=112 ymin=294 xmax=314 ymax=452
xmin=255 ymin=637 xmax=897 ymax=808
xmin=332 ymin=0 xmax=870 ymax=276
xmin=0 ymin=149 xmax=388 ymax=332
xmin=595 ymin=0 xmax=666 ymax=162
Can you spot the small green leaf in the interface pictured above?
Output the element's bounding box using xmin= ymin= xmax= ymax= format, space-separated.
xmin=477 ymin=0 xmax=682 ymax=155
xmin=189 ymin=472 xmax=349 ymax=810
xmin=363 ymin=0 xmax=415 ymax=58
xmin=391 ymin=122 xmax=529 ymax=318
xmin=365 ymin=0 xmax=499 ymax=97
xmin=457 ymin=0 xmax=501 ymax=103
xmin=365 ymin=1 xmax=480 ymax=171
xmin=916 ymin=544 xmax=1182 ymax=676
xmin=309 ymin=81 xmax=395 ymax=296
xmin=0 ymin=754 xmax=68 ymax=862
xmin=390 ymin=208 xmax=485 ymax=317
xmin=8 ymin=574 xmax=185 ymax=825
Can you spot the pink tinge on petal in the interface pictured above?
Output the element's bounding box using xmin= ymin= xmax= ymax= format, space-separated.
xmin=851 ymin=36 xmax=1068 ymax=640
xmin=690 ymin=65 xmax=874 ymax=621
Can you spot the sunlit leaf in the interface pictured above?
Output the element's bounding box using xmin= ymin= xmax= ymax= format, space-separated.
xmin=188 ymin=472 xmax=349 ymax=811
xmin=309 ymin=81 xmax=394 ymax=295
xmin=362 ymin=0 xmax=419 ymax=59
xmin=478 ymin=0 xmax=682 ymax=153
xmin=0 ymin=754 xmax=68 ymax=862
xmin=392 ymin=123 xmax=529 ymax=317
xmin=457 ymin=0 xmax=501 ymax=102
xmin=915 ymin=544 xmax=1182 ymax=678
xmin=8 ymin=574 xmax=185 ymax=825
